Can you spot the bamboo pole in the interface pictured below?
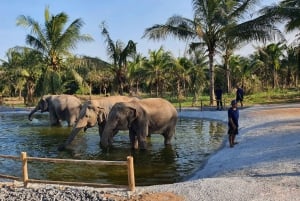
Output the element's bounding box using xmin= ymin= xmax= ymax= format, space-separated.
xmin=27 ymin=157 xmax=127 ymax=166
xmin=0 ymin=154 xmax=20 ymax=160
xmin=21 ymin=152 xmax=28 ymax=187
xmin=28 ymin=179 xmax=127 ymax=188
xmin=127 ymin=156 xmax=135 ymax=191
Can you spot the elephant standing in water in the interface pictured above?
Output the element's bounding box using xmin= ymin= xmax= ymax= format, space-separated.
xmin=58 ymin=96 xmax=139 ymax=151
xmin=100 ymin=98 xmax=178 ymax=150
xmin=28 ymin=95 xmax=82 ymax=127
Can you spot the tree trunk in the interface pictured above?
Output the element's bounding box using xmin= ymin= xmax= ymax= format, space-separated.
xmin=209 ymin=51 xmax=215 ymax=106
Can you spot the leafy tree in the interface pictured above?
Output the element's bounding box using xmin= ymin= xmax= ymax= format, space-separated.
xmin=255 ymin=43 xmax=287 ymax=88
xmin=100 ymin=22 xmax=136 ymax=95
xmin=143 ymin=0 xmax=280 ymax=105
xmin=143 ymin=47 xmax=174 ymax=97
xmin=188 ymin=49 xmax=208 ymax=106
xmin=0 ymin=47 xmax=44 ymax=105
xmin=16 ymin=6 xmax=93 ymax=94
xmin=127 ymin=53 xmax=148 ymax=95
xmin=261 ymin=0 xmax=300 ymax=85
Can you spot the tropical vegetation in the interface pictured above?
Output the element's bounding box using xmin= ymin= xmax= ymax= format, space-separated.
xmin=0 ymin=0 xmax=300 ymax=107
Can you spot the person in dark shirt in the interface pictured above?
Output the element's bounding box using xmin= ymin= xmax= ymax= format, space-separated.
xmin=236 ymin=86 xmax=244 ymax=107
xmin=228 ymin=99 xmax=239 ymax=148
xmin=215 ymin=86 xmax=223 ymax=110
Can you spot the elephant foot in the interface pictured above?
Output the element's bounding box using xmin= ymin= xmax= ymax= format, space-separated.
xmin=139 ymin=141 xmax=147 ymax=150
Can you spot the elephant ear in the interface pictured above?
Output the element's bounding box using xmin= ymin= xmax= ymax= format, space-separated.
xmin=126 ymin=104 xmax=139 ymax=126
xmin=41 ymin=98 xmax=49 ymax=112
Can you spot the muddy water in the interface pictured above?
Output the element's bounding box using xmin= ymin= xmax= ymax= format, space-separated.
xmin=0 ymin=110 xmax=226 ymax=186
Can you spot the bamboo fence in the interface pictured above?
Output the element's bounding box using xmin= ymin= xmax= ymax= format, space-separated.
xmin=0 ymin=152 xmax=135 ymax=191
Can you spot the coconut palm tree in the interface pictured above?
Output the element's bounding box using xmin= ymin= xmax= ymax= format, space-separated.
xmin=143 ymin=0 xmax=280 ymax=105
xmin=255 ymin=43 xmax=287 ymax=88
xmin=0 ymin=47 xmax=44 ymax=104
xmin=143 ymin=47 xmax=174 ymax=97
xmin=127 ymin=53 xmax=147 ymax=95
xmin=261 ymin=0 xmax=300 ymax=85
xmin=16 ymin=6 xmax=93 ymax=94
xmin=100 ymin=22 xmax=136 ymax=95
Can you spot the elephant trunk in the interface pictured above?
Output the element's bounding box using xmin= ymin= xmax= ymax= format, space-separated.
xmin=100 ymin=128 xmax=115 ymax=149
xmin=58 ymin=127 xmax=83 ymax=151
xmin=28 ymin=107 xmax=39 ymax=121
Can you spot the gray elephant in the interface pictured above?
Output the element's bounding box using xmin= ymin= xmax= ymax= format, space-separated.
xmin=100 ymin=98 xmax=178 ymax=150
xmin=58 ymin=96 xmax=139 ymax=150
xmin=28 ymin=95 xmax=82 ymax=127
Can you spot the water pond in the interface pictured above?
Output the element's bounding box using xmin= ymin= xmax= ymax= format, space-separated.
xmin=0 ymin=110 xmax=226 ymax=186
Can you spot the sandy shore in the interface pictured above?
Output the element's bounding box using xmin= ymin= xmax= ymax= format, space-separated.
xmin=135 ymin=103 xmax=300 ymax=201
xmin=0 ymin=104 xmax=299 ymax=200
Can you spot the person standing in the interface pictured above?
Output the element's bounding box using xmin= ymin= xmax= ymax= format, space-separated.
xmin=215 ymin=86 xmax=223 ymax=110
xmin=236 ymin=86 xmax=244 ymax=107
xmin=228 ymin=100 xmax=239 ymax=148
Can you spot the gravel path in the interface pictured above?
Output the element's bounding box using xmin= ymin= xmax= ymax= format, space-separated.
xmin=0 ymin=104 xmax=299 ymax=200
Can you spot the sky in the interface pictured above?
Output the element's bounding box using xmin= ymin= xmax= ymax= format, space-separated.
xmin=0 ymin=0 xmax=286 ymax=63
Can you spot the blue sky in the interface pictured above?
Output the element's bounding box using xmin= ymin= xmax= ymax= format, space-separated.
xmin=0 ymin=0 xmax=283 ymax=62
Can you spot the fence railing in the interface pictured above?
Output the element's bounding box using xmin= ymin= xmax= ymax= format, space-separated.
xmin=0 ymin=152 xmax=135 ymax=191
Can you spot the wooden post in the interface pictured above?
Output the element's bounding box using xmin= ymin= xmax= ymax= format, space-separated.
xmin=21 ymin=152 xmax=28 ymax=187
xmin=200 ymin=100 xmax=203 ymax=111
xmin=127 ymin=156 xmax=135 ymax=191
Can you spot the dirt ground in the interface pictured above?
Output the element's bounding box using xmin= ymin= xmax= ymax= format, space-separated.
xmin=105 ymin=192 xmax=184 ymax=201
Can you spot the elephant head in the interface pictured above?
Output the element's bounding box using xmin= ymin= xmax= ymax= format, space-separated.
xmin=58 ymin=100 xmax=106 ymax=151
xmin=100 ymin=98 xmax=178 ymax=150
xmin=28 ymin=96 xmax=50 ymax=121
xmin=100 ymin=102 xmax=139 ymax=149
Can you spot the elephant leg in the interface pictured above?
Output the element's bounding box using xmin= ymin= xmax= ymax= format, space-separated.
xmin=98 ymin=121 xmax=106 ymax=139
xmin=137 ymin=134 xmax=147 ymax=150
xmin=49 ymin=116 xmax=60 ymax=126
xmin=68 ymin=115 xmax=77 ymax=127
xmin=163 ymin=127 xmax=175 ymax=145
xmin=129 ymin=130 xmax=138 ymax=149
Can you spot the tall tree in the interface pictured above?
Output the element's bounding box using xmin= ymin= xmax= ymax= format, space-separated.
xmin=100 ymin=22 xmax=136 ymax=95
xmin=127 ymin=53 xmax=147 ymax=95
xmin=143 ymin=0 xmax=280 ymax=105
xmin=256 ymin=43 xmax=287 ymax=88
xmin=16 ymin=6 xmax=93 ymax=94
xmin=261 ymin=0 xmax=300 ymax=85
xmin=0 ymin=47 xmax=44 ymax=104
xmin=143 ymin=47 xmax=174 ymax=97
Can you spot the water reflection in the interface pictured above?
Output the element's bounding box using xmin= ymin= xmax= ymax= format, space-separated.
xmin=0 ymin=112 xmax=226 ymax=186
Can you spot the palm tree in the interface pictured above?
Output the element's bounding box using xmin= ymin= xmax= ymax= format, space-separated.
xmin=100 ymin=22 xmax=136 ymax=95
xmin=143 ymin=47 xmax=174 ymax=97
xmin=16 ymin=6 xmax=93 ymax=94
xmin=256 ymin=43 xmax=287 ymax=88
xmin=188 ymin=49 xmax=208 ymax=106
xmin=281 ymin=46 xmax=299 ymax=86
xmin=261 ymin=0 xmax=300 ymax=85
xmin=127 ymin=53 xmax=147 ymax=95
xmin=1 ymin=47 xmax=44 ymax=104
xmin=143 ymin=0 xmax=280 ymax=105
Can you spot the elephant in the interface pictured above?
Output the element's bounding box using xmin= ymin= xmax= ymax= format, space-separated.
xmin=100 ymin=98 xmax=178 ymax=150
xmin=28 ymin=94 xmax=82 ymax=127
xmin=58 ymin=95 xmax=139 ymax=151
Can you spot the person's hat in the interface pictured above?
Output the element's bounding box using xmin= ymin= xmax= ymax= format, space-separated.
xmin=231 ymin=100 xmax=237 ymax=105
